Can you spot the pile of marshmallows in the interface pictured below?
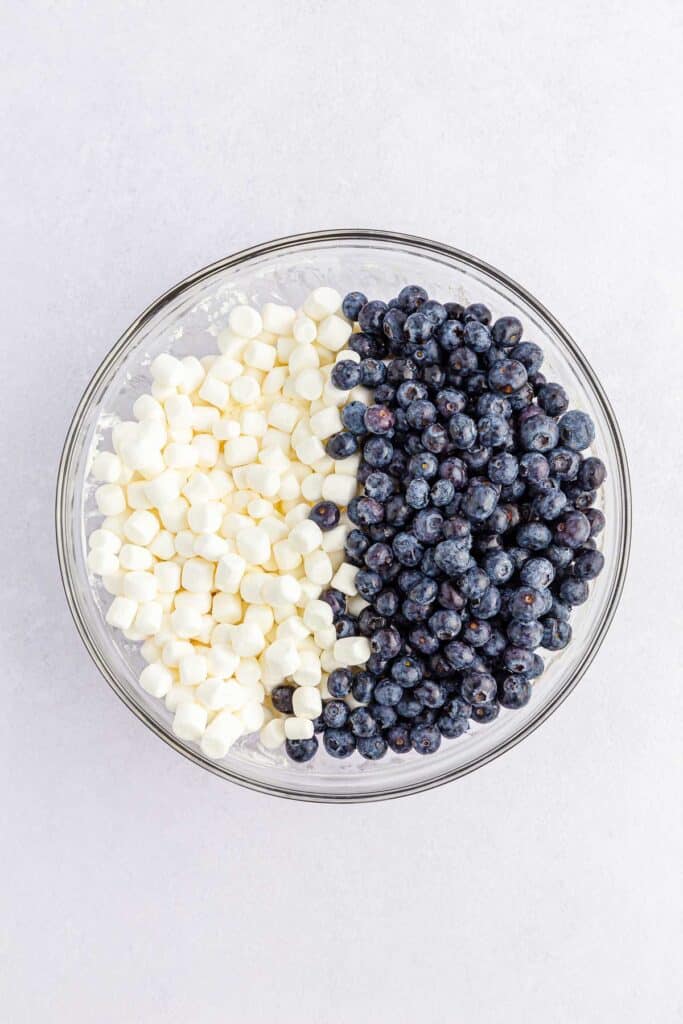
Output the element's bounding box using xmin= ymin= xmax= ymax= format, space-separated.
xmin=88 ymin=287 xmax=371 ymax=760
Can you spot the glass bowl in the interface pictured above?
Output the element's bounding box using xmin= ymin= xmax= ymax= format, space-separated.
xmin=56 ymin=230 xmax=631 ymax=802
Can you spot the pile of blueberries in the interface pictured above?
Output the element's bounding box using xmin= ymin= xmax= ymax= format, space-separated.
xmin=283 ymin=285 xmax=606 ymax=763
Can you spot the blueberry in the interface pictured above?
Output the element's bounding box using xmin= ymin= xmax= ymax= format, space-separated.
xmin=345 ymin=528 xmax=370 ymax=565
xmin=386 ymin=724 xmax=412 ymax=753
xmin=406 ymin=477 xmax=430 ymax=509
xmin=396 ymin=284 xmax=428 ymax=313
xmin=363 ymin=436 xmax=394 ymax=468
xmin=326 ymin=431 xmax=359 ymax=459
xmin=547 ymin=447 xmax=581 ymax=480
xmin=348 ymin=496 xmax=385 ymax=527
xmin=510 ymin=586 xmax=547 ymax=621
xmin=519 ymin=452 xmax=549 ymax=485
xmin=419 ymin=299 xmax=448 ymax=326
xmin=559 ymin=577 xmax=589 ymax=605
xmin=382 ymin=307 xmax=408 ymax=342
xmin=558 ymin=410 xmax=596 ymax=451
xmin=482 ymin=627 xmax=507 ymax=658
xmin=320 ymin=587 xmax=346 ymax=619
xmin=348 ymin=331 xmax=384 ymax=359
xmin=462 ymin=619 xmax=492 ymax=647
xmin=341 ymin=400 xmax=368 ymax=434
xmin=585 ymin=508 xmax=606 ymax=536
xmin=323 ymin=728 xmax=356 ymax=758
xmin=435 ymin=320 xmax=463 ymax=352
xmin=460 ymin=671 xmax=497 ymax=705
xmin=516 ymin=522 xmax=552 ymax=550
xmin=341 ymin=291 xmax=367 ymax=320
xmin=413 ymin=508 xmax=444 ymax=544
xmin=491 ymin=316 xmax=523 ymax=347
xmin=471 ymin=703 xmax=500 ymax=724
xmin=519 ymin=414 xmax=560 ymax=453
xmin=438 ymin=456 xmax=468 ymax=490
xmin=410 ymin=723 xmax=441 ymax=755
xmin=349 ymin=706 xmax=377 ymax=737
xmin=335 ymin=614 xmax=357 ymax=638
xmin=405 ymin=399 xmax=436 ymax=430
xmin=448 ymin=412 xmax=477 ymax=449
xmin=572 ymin=549 xmax=605 ymax=580
xmin=407 ymin=575 xmax=439 ymax=604
xmin=358 ymin=299 xmax=388 ymax=334
xmin=285 ymin=736 xmax=319 ymax=762
xmin=578 ymin=457 xmax=607 ymax=490
xmin=435 ymin=388 xmax=467 ymax=417
xmin=477 ymin=413 xmax=510 ymax=447
xmin=510 ymin=341 xmax=543 ymax=373
xmin=463 ymin=302 xmax=491 ymax=325
xmin=374 ymin=589 xmax=400 ymax=617
xmin=519 ymin=556 xmax=555 ymax=589
xmin=355 ymin=569 xmax=384 ymax=600
xmin=396 ymin=383 xmax=428 ymax=411
xmin=462 ymin=445 xmax=492 ymax=471
xmin=541 ymin=617 xmax=573 ymax=649
xmin=271 ymin=684 xmax=295 ymax=714
xmin=434 ymin=539 xmax=471 ymax=574
xmin=351 ymin=672 xmax=375 ymax=703
xmin=469 ymin=585 xmax=501 ymax=619
xmin=532 ymin=489 xmax=568 ymax=520
xmin=483 ymin=550 xmax=515 ymax=585
xmin=309 ymin=500 xmax=340 ymax=531
xmin=327 ymin=668 xmax=353 ymax=698
xmin=461 ymin=481 xmax=499 ymax=522
xmin=364 ymin=541 xmax=394 ymax=573
xmin=498 ymin=675 xmax=532 ymax=709
xmin=554 ymin=510 xmax=591 ymax=549
xmin=330 ymin=359 xmax=362 ymax=390
xmin=408 ymin=625 xmax=440 ymax=655
xmin=391 ymin=657 xmax=423 ymax=686
xmin=374 ymin=679 xmax=403 ymax=706
xmin=357 ymin=734 xmax=388 ymax=760
xmin=430 ymin=479 xmax=456 ymax=507
xmin=488 ymin=452 xmax=518 ymax=485
xmin=488 ymin=358 xmax=528 ymax=394
xmin=374 ymin=383 xmax=397 ymax=404
xmin=404 ymin=311 xmax=433 ymax=343
xmin=322 ymin=699 xmax=350 ymax=730
xmin=507 ymin=619 xmax=544 ymax=649
xmin=458 ymin=566 xmax=489 ymax=599
xmin=444 ymin=640 xmax=476 ymax=670
xmin=364 ymin=471 xmax=394 ymax=503
xmin=407 ymin=451 xmax=439 ymax=479
xmin=537 ymin=382 xmax=569 ymax=416
xmin=392 ymin=531 xmax=424 ymax=566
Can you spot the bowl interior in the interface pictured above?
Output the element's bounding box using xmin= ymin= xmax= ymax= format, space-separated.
xmin=57 ymin=232 xmax=630 ymax=801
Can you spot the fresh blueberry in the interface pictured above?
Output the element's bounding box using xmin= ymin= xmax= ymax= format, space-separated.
xmin=471 ymin=703 xmax=500 ymax=724
xmin=285 ymin=736 xmax=319 ymax=762
xmin=433 ymin=539 xmax=471 ymax=574
xmin=510 ymin=586 xmax=547 ymax=621
xmin=498 ymin=675 xmax=532 ymax=709
xmin=558 ymin=410 xmax=596 ymax=451
xmin=438 ymin=456 xmax=468 ymax=489
xmin=584 ymin=508 xmax=606 ymax=536
xmin=331 ymin=359 xmax=362 ymax=390
xmin=488 ymin=358 xmax=528 ymax=394
xmin=405 ymin=477 xmax=430 ymax=509
xmin=461 ymin=481 xmax=499 ymax=522
xmin=430 ymin=479 xmax=456 ymax=506
xmin=382 ymin=307 xmax=408 ymax=343
xmin=309 ymin=500 xmax=340 ymax=531
xmin=351 ymin=672 xmax=375 ymax=703
xmin=510 ymin=341 xmax=543 ymax=373
xmin=349 ymin=706 xmax=377 ymax=738
xmin=469 ymin=585 xmax=501 ymax=619
xmin=519 ymin=414 xmax=560 ymax=453
xmin=491 ymin=316 xmax=523 ymax=347
xmin=386 ymin=724 xmax=412 ymax=753
xmin=507 ymin=619 xmax=544 ymax=649
xmin=435 ymin=320 xmax=463 ymax=352
xmin=320 ymin=588 xmax=347 ymax=619
xmin=327 ymin=668 xmax=353 ymax=698
xmin=537 ymin=382 xmax=569 ymax=416
xmin=358 ymin=358 xmax=386 ymax=389
xmin=323 ymin=728 xmax=356 ymax=758
xmin=334 ymin=615 xmax=357 ymax=639
xmin=572 ymin=549 xmax=605 ymax=580
xmin=392 ymin=531 xmax=424 ymax=567
xmin=516 ymin=522 xmax=552 ymax=550
xmin=397 ymin=284 xmax=428 ymax=313
xmin=541 ymin=617 xmax=573 ymax=649
xmin=342 ymin=291 xmax=368 ymax=321
xmin=323 ymin=699 xmax=350 ymax=730
xmin=559 ymin=577 xmax=590 ymax=605
xmin=348 ymin=496 xmax=385 ymax=527
xmin=460 ymin=671 xmax=497 ymax=705
xmin=326 ymin=431 xmax=359 ymax=459
xmin=578 ymin=457 xmax=607 ymax=490
xmin=448 ymin=412 xmax=477 ymax=449
xmin=357 ymin=734 xmax=388 ymax=760
xmin=554 ymin=510 xmax=591 ymax=549
xmin=408 ymin=625 xmax=440 ymax=655
xmin=391 ymin=657 xmax=423 ymax=686
xmin=463 ymin=302 xmax=492 ymax=325
xmin=374 ymin=679 xmax=404 ymax=706
xmin=444 ymin=640 xmax=476 ymax=670
xmin=363 ymin=436 xmax=394 ymax=468
xmin=520 ymin=556 xmax=555 ymax=589
xmin=271 ymin=685 xmax=295 ymax=714
xmin=477 ymin=413 xmax=510 ymax=447
xmin=410 ymin=723 xmax=441 ymax=754
xmin=355 ymin=569 xmax=384 ymax=600
xmin=488 ymin=452 xmax=518 ymax=485
xmin=547 ymin=446 xmax=581 ymax=480
xmin=407 ymin=451 xmax=439 ymax=479
xmin=435 ymin=388 xmax=467 ymax=417
xmin=532 ymin=489 xmax=568 ymax=520
xmin=341 ymin=401 xmax=368 ymax=435
xmin=358 ymin=299 xmax=388 ymax=334
xmin=462 ymin=619 xmax=492 ymax=647
xmin=364 ymin=405 xmax=395 ymax=435
xmin=413 ymin=508 xmax=444 ymax=544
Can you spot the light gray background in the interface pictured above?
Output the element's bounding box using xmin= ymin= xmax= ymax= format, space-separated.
xmin=2 ymin=2 xmax=682 ymax=1021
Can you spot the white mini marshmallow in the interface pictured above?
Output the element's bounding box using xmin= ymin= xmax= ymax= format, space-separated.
xmin=207 ymin=645 xmax=240 ymax=679
xmin=139 ymin=662 xmax=173 ymax=698
xmin=303 ymin=549 xmax=333 ymax=585
xmin=260 ymin=718 xmax=286 ymax=750
xmin=170 ymin=606 xmax=203 ymax=639
xmin=179 ymin=652 xmax=208 ymax=686
xmin=105 ymin=596 xmax=138 ymax=630
xmin=292 ymin=685 xmax=323 ymax=719
xmin=264 ymin=639 xmax=300 ymax=678
xmin=316 ymin=314 xmax=353 ymax=351
xmin=321 ymin=524 xmax=348 ymax=553
xmin=89 ymin=528 xmax=123 ymax=554
xmin=123 ymin=571 xmax=157 ymax=603
xmin=333 ymin=636 xmax=371 ymax=666
xmin=133 ymin=394 xmax=165 ymax=422
xmin=262 ymin=302 xmax=296 ymax=335
xmin=322 ymin=474 xmax=357 ymax=506
xmin=172 ymin=701 xmax=208 ymax=741
xmin=181 ymin=558 xmax=215 ymax=593
xmin=292 ymin=654 xmax=323 ymax=689
xmin=239 ymin=700 xmax=265 ymax=733
xmin=162 ymin=639 xmax=195 ymax=667
xmin=179 ymin=355 xmax=205 ymax=394
xmin=295 ymin=368 xmax=324 ymax=401
xmin=244 ymin=339 xmax=276 ymax=371
xmin=133 ymin=601 xmax=164 ymax=636
xmin=303 ymin=287 xmax=341 ymax=320
xmin=200 ymin=711 xmax=243 ymax=758
xmin=95 ymin=484 xmax=126 ymax=517
xmin=198 ymin=375 xmax=230 ymax=409
xmin=284 ymin=717 xmax=314 ymax=740
xmin=289 ymin=519 xmax=323 ymax=554
xmin=119 ymin=543 xmax=154 ymax=570
xmin=87 ymin=548 xmax=119 ymax=576
xmin=292 ymin=314 xmax=317 ymax=344
xmin=231 ymin=376 xmax=260 ymax=405
xmin=230 ymin=622 xmax=266 ymax=657
xmin=91 ymin=451 xmax=122 ymax=483
xmin=310 ymin=406 xmax=343 ymax=439
xmin=187 ymin=501 xmax=224 ymax=534
xmin=235 ymin=526 xmax=271 ymax=565
xmin=302 ymin=599 xmax=334 ymax=631
xmin=214 ymin=552 xmax=246 ymax=594
xmin=212 ymin=593 xmax=242 ymax=624
xmin=261 ymin=575 xmax=301 ymax=607
xmin=224 ymin=436 xmax=259 ymax=467
xmin=229 ymin=305 xmax=263 ymax=339
xmin=330 ymin=562 xmax=358 ymax=596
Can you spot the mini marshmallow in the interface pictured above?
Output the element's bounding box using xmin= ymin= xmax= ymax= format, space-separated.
xmin=244 ymin=465 xmax=280 ymax=498
xmin=172 ymin=701 xmax=208 ymax=741
xmin=151 ymin=353 xmax=184 ymax=388
xmin=229 ymin=305 xmax=263 ymax=339
xmin=224 ymin=436 xmax=259 ymax=467
xmin=301 ymin=473 xmax=324 ymax=501
xmin=179 ymin=653 xmax=208 ymax=686
xmin=293 ymin=433 xmax=326 ymax=465
xmin=191 ymin=434 xmax=219 ymax=468
xmin=89 ymin=528 xmax=123 ymax=554
xmin=179 ymin=355 xmax=206 ymax=394
xmin=261 ymin=575 xmax=301 ymax=607
xmin=262 ymin=302 xmax=296 ymax=335
xmin=216 ymin=328 xmax=248 ymax=357
xmin=303 ymin=287 xmax=341 ymax=320
xmin=292 ymin=314 xmax=317 ymax=344
xmin=119 ymin=544 xmax=154 ymax=571
xmin=310 ymin=406 xmax=343 ymax=439
xmin=170 ymin=606 xmax=203 ymax=639
xmin=181 ymin=558 xmax=215 ymax=593
xmin=95 ymin=484 xmax=126 ymax=517
xmin=284 ymin=717 xmax=314 ymax=740
xmin=302 ymin=600 xmax=334 ymax=631
xmin=165 ymin=685 xmax=196 ymax=712
xmin=140 ymin=639 xmax=160 ymax=664
xmin=187 ymin=501 xmax=224 ymax=534
xmin=200 ymin=711 xmax=243 ymax=758
xmin=87 ymin=548 xmax=119 ymax=576
xmin=295 ymin=368 xmax=324 ymax=401
xmin=144 ymin=469 xmax=183 ymax=507
xmin=191 ymin=406 xmax=220 ymax=433
xmin=207 ymin=644 xmax=240 ymax=679
xmin=175 ymin=530 xmax=196 ymax=557
xmin=264 ymin=639 xmax=300 ymax=678
xmin=321 ymin=474 xmax=357 ymax=506
xmin=91 ymin=451 xmax=122 ymax=483
xmin=333 ymin=636 xmax=371 ymax=666
xmin=164 ymin=393 xmax=193 ymax=429
xmin=292 ymin=653 xmax=323 ymax=689
xmin=243 ymin=604 xmax=275 ymax=635
xmin=303 ymin=549 xmax=333 ymax=585
xmin=314 ymin=625 xmax=337 ymax=648
xmin=292 ymin=685 xmax=323 ymax=719
xmin=240 ymin=410 xmax=268 ymax=437
xmin=289 ymin=344 xmax=320 ymax=375
xmin=158 ymin=497 xmax=189 ymax=533
xmin=164 ymin=442 xmax=199 ymax=469
xmin=213 ymin=552 xmax=247 ymax=594
xmin=316 ymin=314 xmax=353 ymax=351
xmin=133 ymin=601 xmax=164 ymax=636
xmin=276 ymin=616 xmax=310 ymax=643
xmin=321 ymin=524 xmax=348 ymax=553
xmin=260 ymin=718 xmax=286 ymax=750
xmin=272 ymin=539 xmax=302 ymax=572
xmin=105 ymin=596 xmax=138 ymax=630
xmin=123 ymin=571 xmax=158 ymax=603
xmin=212 ymin=593 xmax=242 ymax=624
xmin=244 ymin=339 xmax=276 ymax=372
xmin=289 ymin=519 xmax=323 ymax=554
xmin=230 ymin=622 xmax=266 ymax=657
xmin=139 ymin=662 xmax=173 ymax=698
xmin=209 ymin=355 xmax=243 ymax=383
xmin=175 ymin=591 xmax=212 ymax=614
xmin=193 ymin=533 xmax=230 ymax=561
xmin=235 ymin=526 xmax=271 ymax=565
xmin=267 ymin=401 xmax=301 ymax=433
xmin=162 ymin=639 xmax=195 ymax=667
xmin=231 ymin=376 xmax=260 ymax=405
xmin=133 ymin=394 xmax=165 ymax=422
xmin=239 ymin=701 xmax=265 ymax=733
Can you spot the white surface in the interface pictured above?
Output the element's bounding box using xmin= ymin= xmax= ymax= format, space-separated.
xmin=2 ymin=2 xmax=682 ymax=1021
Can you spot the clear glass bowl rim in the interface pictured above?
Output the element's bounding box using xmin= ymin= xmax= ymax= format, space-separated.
xmin=55 ymin=228 xmax=632 ymax=803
